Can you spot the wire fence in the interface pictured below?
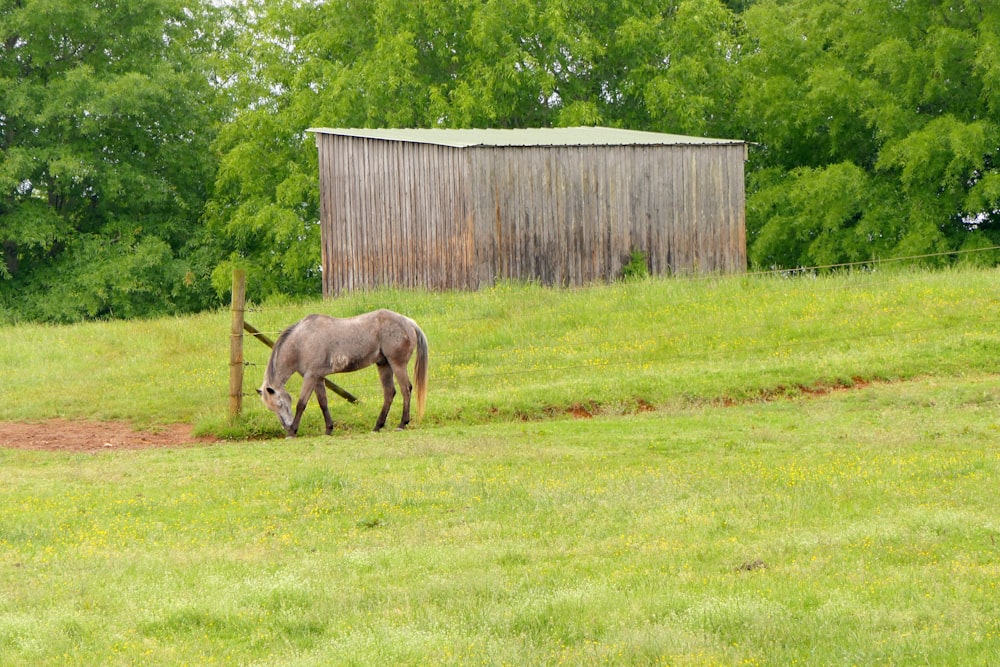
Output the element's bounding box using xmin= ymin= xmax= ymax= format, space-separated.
xmin=240 ymin=244 xmax=1000 ymax=325
xmin=233 ymin=246 xmax=999 ymax=395
xmin=425 ymin=315 xmax=1000 ymax=385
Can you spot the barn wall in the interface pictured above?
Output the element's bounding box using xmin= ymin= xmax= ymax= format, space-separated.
xmin=318 ymin=134 xmax=478 ymax=293
xmin=316 ymin=133 xmax=746 ymax=296
xmin=466 ymin=143 xmax=747 ymax=285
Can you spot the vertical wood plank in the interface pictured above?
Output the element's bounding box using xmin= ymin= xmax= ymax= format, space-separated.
xmin=313 ymin=131 xmax=747 ymax=294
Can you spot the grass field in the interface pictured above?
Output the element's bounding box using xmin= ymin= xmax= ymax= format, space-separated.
xmin=0 ymin=267 xmax=998 ymax=664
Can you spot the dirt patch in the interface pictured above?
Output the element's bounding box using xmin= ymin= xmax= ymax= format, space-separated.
xmin=0 ymin=419 xmax=218 ymax=453
xmin=798 ymin=376 xmax=872 ymax=397
xmin=736 ymin=559 xmax=769 ymax=573
xmin=711 ymin=376 xmax=879 ymax=407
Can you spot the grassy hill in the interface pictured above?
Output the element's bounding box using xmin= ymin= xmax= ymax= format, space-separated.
xmin=0 ymin=266 xmax=997 ymax=436
xmin=0 ymin=267 xmax=998 ymax=664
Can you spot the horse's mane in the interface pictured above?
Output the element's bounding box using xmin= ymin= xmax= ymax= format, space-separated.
xmin=265 ymin=321 xmax=299 ymax=384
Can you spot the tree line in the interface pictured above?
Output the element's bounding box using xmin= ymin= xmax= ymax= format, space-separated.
xmin=1 ymin=0 xmax=998 ymax=322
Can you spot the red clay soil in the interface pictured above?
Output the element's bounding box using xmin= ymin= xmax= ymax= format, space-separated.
xmin=0 ymin=378 xmax=881 ymax=453
xmin=0 ymin=419 xmax=218 ymax=453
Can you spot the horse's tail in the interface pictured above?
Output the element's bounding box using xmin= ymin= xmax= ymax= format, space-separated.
xmin=413 ymin=322 xmax=429 ymax=421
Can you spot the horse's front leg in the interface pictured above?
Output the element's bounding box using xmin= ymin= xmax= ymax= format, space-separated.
xmin=289 ymin=376 xmax=319 ymax=437
xmin=314 ymin=381 xmax=335 ymax=435
xmin=373 ymin=361 xmax=395 ymax=432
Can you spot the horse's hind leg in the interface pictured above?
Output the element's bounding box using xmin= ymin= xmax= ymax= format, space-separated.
xmin=314 ymin=381 xmax=335 ymax=435
xmin=373 ymin=361 xmax=395 ymax=432
xmin=391 ymin=362 xmax=413 ymax=431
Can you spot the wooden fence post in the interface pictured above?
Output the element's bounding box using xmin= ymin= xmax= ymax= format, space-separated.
xmin=229 ymin=269 xmax=247 ymax=419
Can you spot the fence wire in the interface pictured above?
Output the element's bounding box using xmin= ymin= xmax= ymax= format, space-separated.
xmin=231 ymin=246 xmax=999 ymax=394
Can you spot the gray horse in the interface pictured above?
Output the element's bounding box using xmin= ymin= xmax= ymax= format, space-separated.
xmin=258 ymin=310 xmax=428 ymax=437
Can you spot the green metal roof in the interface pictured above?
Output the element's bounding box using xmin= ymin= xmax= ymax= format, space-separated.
xmin=307 ymin=126 xmax=743 ymax=148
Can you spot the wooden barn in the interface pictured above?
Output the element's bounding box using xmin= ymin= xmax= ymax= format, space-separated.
xmin=309 ymin=126 xmax=747 ymax=296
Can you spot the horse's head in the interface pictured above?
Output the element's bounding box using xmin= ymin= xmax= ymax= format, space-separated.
xmin=258 ymin=383 xmax=294 ymax=434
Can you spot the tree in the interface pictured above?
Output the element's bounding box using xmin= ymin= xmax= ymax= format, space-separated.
xmin=739 ymin=0 xmax=1000 ymax=269
xmin=8 ymin=0 xmax=991 ymax=318
xmin=0 ymin=0 xmax=226 ymax=321
xmin=206 ymin=0 xmax=748 ymax=302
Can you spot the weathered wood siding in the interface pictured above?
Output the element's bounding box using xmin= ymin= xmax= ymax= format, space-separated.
xmin=316 ymin=133 xmax=746 ymax=296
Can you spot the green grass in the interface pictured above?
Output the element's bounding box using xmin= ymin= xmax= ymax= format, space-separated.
xmin=1 ymin=267 xmax=999 ymax=664
xmin=0 ymin=266 xmax=997 ymax=436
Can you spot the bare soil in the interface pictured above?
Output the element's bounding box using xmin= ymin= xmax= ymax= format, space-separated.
xmin=0 ymin=377 xmax=880 ymax=453
xmin=0 ymin=419 xmax=218 ymax=453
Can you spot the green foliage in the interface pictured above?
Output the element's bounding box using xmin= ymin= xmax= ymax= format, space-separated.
xmin=0 ymin=0 xmax=228 ymax=322
xmin=741 ymin=0 xmax=1000 ymax=268
xmin=205 ymin=0 xmax=751 ymax=304
xmin=620 ymin=247 xmax=650 ymax=280
xmin=749 ymin=162 xmax=879 ymax=268
xmin=5 ymin=0 xmax=1000 ymax=320
xmin=642 ymin=0 xmax=744 ymax=137
xmin=210 ymin=0 xmax=1000 ymax=298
